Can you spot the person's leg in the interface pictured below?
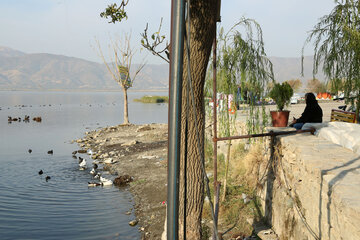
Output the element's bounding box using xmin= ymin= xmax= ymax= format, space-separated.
xmin=293 ymin=122 xmax=304 ymax=130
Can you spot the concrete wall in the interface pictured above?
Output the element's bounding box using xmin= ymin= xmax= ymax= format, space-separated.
xmin=259 ymin=131 xmax=360 ymax=240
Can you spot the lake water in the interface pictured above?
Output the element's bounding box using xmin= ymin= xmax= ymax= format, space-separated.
xmin=0 ymin=91 xmax=168 ymax=240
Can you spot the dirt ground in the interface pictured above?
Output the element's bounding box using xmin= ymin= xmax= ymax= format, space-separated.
xmin=75 ymin=100 xmax=346 ymax=239
xmin=76 ymin=124 xmax=168 ymax=239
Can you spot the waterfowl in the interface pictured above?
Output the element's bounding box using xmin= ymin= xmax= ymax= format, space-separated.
xmin=94 ymin=173 xmax=101 ymax=179
xmin=79 ymin=158 xmax=87 ymax=170
xmin=93 ymin=163 xmax=98 ymax=170
xmin=88 ymin=182 xmax=102 ymax=187
xmin=90 ymin=168 xmax=96 ymax=175
xmin=47 ymin=150 xmax=53 ymax=155
xmin=45 ymin=176 xmax=51 ymax=182
xmin=38 ymin=170 xmax=43 ymax=175
xmin=28 ymin=149 xmax=32 ymax=154
xmin=100 ymin=176 xmax=113 ymax=186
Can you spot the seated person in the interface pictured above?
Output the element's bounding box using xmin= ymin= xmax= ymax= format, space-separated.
xmin=290 ymin=92 xmax=323 ymax=130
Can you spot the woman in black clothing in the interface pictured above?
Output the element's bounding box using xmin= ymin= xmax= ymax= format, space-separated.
xmin=290 ymin=92 xmax=323 ymax=130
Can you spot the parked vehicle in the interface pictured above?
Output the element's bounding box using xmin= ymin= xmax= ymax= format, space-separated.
xmin=290 ymin=93 xmax=300 ymax=104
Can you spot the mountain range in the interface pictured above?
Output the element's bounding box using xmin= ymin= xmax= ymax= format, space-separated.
xmin=0 ymin=46 xmax=325 ymax=91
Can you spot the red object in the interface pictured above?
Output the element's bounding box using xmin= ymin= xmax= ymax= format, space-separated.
xmin=317 ymin=92 xmax=331 ymax=99
xmin=270 ymin=111 xmax=290 ymax=127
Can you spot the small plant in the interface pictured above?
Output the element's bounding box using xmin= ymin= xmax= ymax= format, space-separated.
xmin=269 ymin=82 xmax=293 ymax=111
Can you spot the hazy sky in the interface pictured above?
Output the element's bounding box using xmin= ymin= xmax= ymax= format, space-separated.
xmin=0 ymin=0 xmax=336 ymax=64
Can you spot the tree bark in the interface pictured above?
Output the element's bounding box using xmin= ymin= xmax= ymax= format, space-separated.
xmin=178 ymin=1 xmax=217 ymax=239
xmin=123 ymin=88 xmax=130 ymax=124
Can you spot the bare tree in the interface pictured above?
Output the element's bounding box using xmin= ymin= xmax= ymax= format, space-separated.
xmin=95 ymin=33 xmax=145 ymax=125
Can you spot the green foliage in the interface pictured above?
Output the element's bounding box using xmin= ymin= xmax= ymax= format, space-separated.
xmin=134 ymin=95 xmax=169 ymax=103
xmin=100 ymin=3 xmax=128 ymax=23
xmin=269 ymin=82 xmax=293 ymax=111
xmin=303 ymin=0 xmax=360 ymax=119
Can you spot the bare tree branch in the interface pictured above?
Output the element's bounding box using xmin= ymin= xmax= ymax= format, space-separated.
xmin=141 ymin=18 xmax=170 ymax=63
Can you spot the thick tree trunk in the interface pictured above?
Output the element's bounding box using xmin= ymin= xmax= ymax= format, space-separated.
xmin=123 ymin=88 xmax=130 ymax=124
xmin=178 ymin=1 xmax=217 ymax=239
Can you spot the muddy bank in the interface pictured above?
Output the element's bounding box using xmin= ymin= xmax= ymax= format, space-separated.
xmin=76 ymin=123 xmax=168 ymax=239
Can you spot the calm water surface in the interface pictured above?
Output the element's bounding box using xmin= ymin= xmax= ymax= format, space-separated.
xmin=0 ymin=91 xmax=168 ymax=240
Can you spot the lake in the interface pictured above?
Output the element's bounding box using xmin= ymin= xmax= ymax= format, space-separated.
xmin=0 ymin=91 xmax=168 ymax=240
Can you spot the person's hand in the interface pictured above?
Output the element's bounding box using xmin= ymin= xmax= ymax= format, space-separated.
xmin=291 ymin=117 xmax=297 ymax=124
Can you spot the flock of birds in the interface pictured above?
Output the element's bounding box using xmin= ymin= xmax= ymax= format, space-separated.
xmin=30 ymin=149 xmax=53 ymax=181
xmin=75 ymin=153 xmax=113 ymax=187
xmin=31 ymin=148 xmax=113 ymax=187
xmin=8 ymin=115 xmax=42 ymax=123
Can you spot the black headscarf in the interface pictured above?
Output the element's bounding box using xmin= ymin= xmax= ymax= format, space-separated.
xmin=297 ymin=93 xmax=323 ymax=123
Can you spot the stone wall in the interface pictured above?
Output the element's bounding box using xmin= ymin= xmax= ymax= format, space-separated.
xmin=259 ymin=131 xmax=360 ymax=240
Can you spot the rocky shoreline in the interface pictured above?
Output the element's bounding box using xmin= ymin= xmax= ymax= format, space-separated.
xmin=75 ymin=123 xmax=168 ymax=239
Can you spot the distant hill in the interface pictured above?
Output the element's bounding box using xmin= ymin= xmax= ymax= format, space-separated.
xmin=0 ymin=46 xmax=169 ymax=91
xmin=0 ymin=46 xmax=327 ymax=91
xmin=269 ymin=56 xmax=327 ymax=87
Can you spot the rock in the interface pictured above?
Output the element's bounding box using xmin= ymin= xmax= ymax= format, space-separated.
xmin=113 ymin=175 xmax=133 ymax=186
xmin=103 ymin=158 xmax=117 ymax=164
xmin=139 ymin=155 xmax=158 ymax=159
xmin=136 ymin=125 xmax=153 ymax=132
xmin=77 ymin=149 xmax=87 ymax=154
xmin=122 ymin=140 xmax=140 ymax=146
xmin=129 ymin=220 xmax=138 ymax=226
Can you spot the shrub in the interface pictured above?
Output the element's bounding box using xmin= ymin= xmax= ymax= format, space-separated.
xmin=269 ymin=82 xmax=293 ymax=111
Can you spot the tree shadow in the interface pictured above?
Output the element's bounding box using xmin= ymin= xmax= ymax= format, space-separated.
xmin=318 ymin=155 xmax=360 ymax=239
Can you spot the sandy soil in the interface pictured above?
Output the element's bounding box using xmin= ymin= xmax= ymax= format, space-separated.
xmin=75 ymin=100 xmax=345 ymax=239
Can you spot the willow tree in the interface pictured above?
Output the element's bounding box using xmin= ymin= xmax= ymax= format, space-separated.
xmin=213 ymin=19 xmax=273 ymax=201
xmin=96 ymin=34 xmax=145 ymax=125
xmin=303 ymin=0 xmax=360 ymax=121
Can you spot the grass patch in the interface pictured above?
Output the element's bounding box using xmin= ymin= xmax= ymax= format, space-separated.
xmin=134 ymin=95 xmax=169 ymax=103
xmin=203 ymin=140 xmax=267 ymax=238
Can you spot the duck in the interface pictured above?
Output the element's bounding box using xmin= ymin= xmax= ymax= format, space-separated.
xmin=79 ymin=157 xmax=87 ymax=170
xmin=94 ymin=173 xmax=101 ymax=179
xmin=89 ymin=168 xmax=96 ymax=175
xmin=88 ymin=182 xmax=102 ymax=187
xmin=100 ymin=176 xmax=113 ymax=186
xmin=38 ymin=170 xmax=43 ymax=175
xmin=47 ymin=150 xmax=53 ymax=155
xmin=45 ymin=176 xmax=51 ymax=182
xmin=28 ymin=149 xmax=32 ymax=154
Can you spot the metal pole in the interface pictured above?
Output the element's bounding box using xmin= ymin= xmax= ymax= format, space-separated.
xmin=212 ymin=26 xmax=220 ymax=240
xmin=167 ymin=0 xmax=185 ymax=239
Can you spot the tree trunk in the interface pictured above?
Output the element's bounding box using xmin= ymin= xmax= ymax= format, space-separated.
xmin=123 ymin=88 xmax=129 ymax=124
xmin=178 ymin=1 xmax=217 ymax=239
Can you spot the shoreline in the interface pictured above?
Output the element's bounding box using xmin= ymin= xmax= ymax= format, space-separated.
xmin=76 ymin=123 xmax=168 ymax=239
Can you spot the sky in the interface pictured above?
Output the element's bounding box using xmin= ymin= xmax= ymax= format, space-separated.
xmin=0 ymin=0 xmax=336 ymax=64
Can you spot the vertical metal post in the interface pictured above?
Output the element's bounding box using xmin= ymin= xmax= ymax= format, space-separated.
xmin=212 ymin=28 xmax=220 ymax=240
xmin=213 ymin=2 xmax=221 ymax=238
xmin=167 ymin=0 xmax=185 ymax=239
